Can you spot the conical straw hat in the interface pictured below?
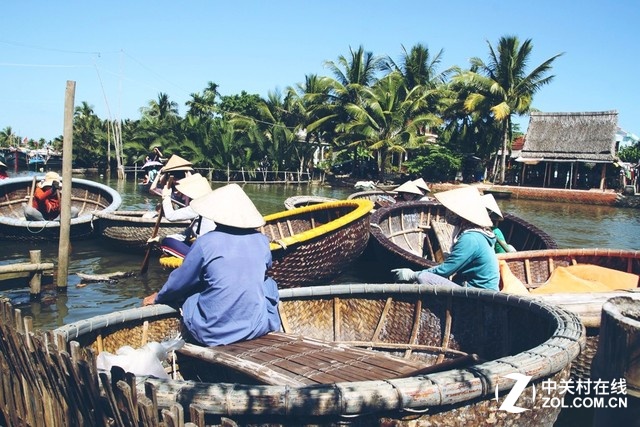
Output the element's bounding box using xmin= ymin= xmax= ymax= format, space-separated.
xmin=176 ymin=173 xmax=212 ymax=201
xmin=434 ymin=186 xmax=492 ymax=227
xmin=39 ymin=171 xmax=62 ymax=188
xmin=190 ymin=183 xmax=265 ymax=228
xmin=161 ymin=155 xmax=193 ymax=172
xmin=413 ymin=178 xmax=430 ymax=192
xmin=481 ymin=193 xmax=503 ymax=218
xmin=394 ymin=180 xmax=422 ymax=195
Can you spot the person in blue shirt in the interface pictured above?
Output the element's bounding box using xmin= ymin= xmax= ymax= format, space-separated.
xmin=392 ymin=186 xmax=500 ymax=291
xmin=142 ymin=183 xmax=281 ymax=346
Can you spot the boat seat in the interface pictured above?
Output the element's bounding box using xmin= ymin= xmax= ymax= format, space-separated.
xmin=176 ymin=332 xmax=475 ymax=387
xmin=430 ymin=221 xmax=457 ymax=263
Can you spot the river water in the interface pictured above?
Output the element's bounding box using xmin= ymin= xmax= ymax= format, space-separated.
xmin=1 ymin=172 xmax=638 ymax=331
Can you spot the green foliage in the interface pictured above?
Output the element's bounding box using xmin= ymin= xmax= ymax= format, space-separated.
xmin=404 ymin=145 xmax=462 ymax=182
xmin=619 ymin=143 xmax=640 ymax=164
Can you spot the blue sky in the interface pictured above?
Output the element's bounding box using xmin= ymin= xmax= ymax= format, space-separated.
xmin=1 ymin=0 xmax=639 ymax=142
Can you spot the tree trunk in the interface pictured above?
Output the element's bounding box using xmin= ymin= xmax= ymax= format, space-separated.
xmin=499 ymin=121 xmax=509 ymax=184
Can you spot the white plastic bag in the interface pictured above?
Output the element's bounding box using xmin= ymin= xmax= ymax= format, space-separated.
xmin=96 ymin=336 xmax=184 ymax=379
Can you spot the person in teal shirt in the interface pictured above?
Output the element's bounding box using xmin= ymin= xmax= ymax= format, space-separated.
xmin=481 ymin=193 xmax=515 ymax=254
xmin=392 ymin=187 xmax=500 ymax=291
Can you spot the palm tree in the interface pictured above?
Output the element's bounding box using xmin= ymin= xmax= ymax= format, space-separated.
xmin=322 ymin=46 xmax=383 ymax=169
xmin=340 ymin=72 xmax=441 ymax=177
xmin=74 ymin=102 xmax=103 ymax=167
xmin=461 ymin=36 xmax=563 ymax=183
xmin=382 ymin=43 xmax=450 ymax=90
xmin=0 ymin=127 xmax=19 ymax=147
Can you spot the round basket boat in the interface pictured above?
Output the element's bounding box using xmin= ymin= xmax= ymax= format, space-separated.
xmin=0 ymin=176 xmax=121 ymax=241
xmin=92 ymin=210 xmax=190 ymax=253
xmin=497 ymin=248 xmax=640 ymax=382
xmin=369 ymin=200 xmax=558 ymax=272
xmin=283 ymin=195 xmax=338 ymax=210
xmin=160 ymin=199 xmax=374 ymax=288
xmin=53 ymin=284 xmax=584 ymax=426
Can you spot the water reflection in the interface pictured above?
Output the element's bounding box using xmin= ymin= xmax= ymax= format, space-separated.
xmin=498 ymin=198 xmax=640 ymax=250
xmin=1 ymin=173 xmax=637 ymax=330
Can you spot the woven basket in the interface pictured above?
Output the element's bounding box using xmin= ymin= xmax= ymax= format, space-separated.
xmin=261 ymin=199 xmax=373 ymax=288
xmin=498 ymin=248 xmax=640 ymax=380
xmin=54 ymin=284 xmax=584 ymax=426
xmin=0 ymin=176 xmax=122 ymax=241
xmin=160 ymin=200 xmax=374 ymax=289
xmin=369 ymin=200 xmax=558 ymax=271
xmin=92 ymin=210 xmax=190 ymax=252
xmin=283 ymin=195 xmax=337 ymax=210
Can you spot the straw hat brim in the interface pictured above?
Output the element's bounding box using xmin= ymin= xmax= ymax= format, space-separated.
xmin=38 ymin=172 xmax=62 ymax=188
xmin=176 ymin=174 xmax=212 ymax=200
xmin=413 ymin=178 xmax=430 ymax=192
xmin=190 ymin=183 xmax=265 ymax=228
xmin=394 ymin=181 xmax=423 ymax=195
xmin=161 ymin=155 xmax=192 ymax=172
xmin=434 ymin=186 xmax=492 ymax=227
xmin=481 ymin=193 xmax=503 ymax=218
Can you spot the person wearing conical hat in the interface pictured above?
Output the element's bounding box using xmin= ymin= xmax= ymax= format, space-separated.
xmin=393 ymin=180 xmax=423 ymax=202
xmin=412 ymin=178 xmax=434 ymax=201
xmin=143 ymin=183 xmax=281 ymax=346
xmin=0 ymin=161 xmax=8 ymax=180
xmin=149 ymin=154 xmax=194 ymax=198
xmin=392 ymin=186 xmax=500 ymax=291
xmin=481 ymin=193 xmax=515 ymax=254
xmin=156 ymin=174 xmax=216 ymax=259
xmin=23 ymin=172 xmax=80 ymax=221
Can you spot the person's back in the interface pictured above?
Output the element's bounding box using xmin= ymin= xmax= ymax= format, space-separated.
xmin=436 ymin=229 xmax=499 ymax=290
xmin=169 ymin=227 xmax=274 ymax=346
xmin=144 ymin=183 xmax=280 ymax=347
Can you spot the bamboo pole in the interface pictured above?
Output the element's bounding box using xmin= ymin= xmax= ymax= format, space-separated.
xmin=29 ymin=250 xmax=42 ymax=298
xmin=57 ymin=80 xmax=75 ymax=292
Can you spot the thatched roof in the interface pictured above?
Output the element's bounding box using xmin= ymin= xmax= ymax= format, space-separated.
xmin=519 ymin=111 xmax=618 ymax=163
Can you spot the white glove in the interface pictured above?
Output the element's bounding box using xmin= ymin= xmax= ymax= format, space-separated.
xmin=391 ymin=268 xmax=419 ymax=282
xmin=161 ymin=187 xmax=172 ymax=198
xmin=147 ymin=236 xmax=161 ymax=244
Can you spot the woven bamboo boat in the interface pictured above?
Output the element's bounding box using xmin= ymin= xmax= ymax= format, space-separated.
xmin=497 ymin=248 xmax=640 ymax=381
xmin=283 ymin=195 xmax=337 ymax=210
xmin=91 ymin=210 xmax=190 ymax=253
xmin=160 ymin=199 xmax=374 ymax=288
xmin=53 ymin=284 xmax=584 ymax=426
xmin=369 ymin=200 xmax=558 ymax=272
xmin=0 ymin=176 xmax=121 ymax=241
xmin=347 ymin=190 xmax=396 ymax=203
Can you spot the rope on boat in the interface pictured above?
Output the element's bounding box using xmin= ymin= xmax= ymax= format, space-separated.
xmin=25 ymin=220 xmax=55 ymax=234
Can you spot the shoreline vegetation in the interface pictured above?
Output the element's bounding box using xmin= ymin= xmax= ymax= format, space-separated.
xmin=2 ymin=37 xmax=637 ymax=195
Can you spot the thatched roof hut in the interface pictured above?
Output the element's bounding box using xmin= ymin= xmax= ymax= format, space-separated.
xmin=519 ymin=111 xmax=618 ymax=162
xmin=517 ymin=111 xmax=619 ymax=189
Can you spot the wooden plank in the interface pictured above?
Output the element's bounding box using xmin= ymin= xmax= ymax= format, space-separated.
xmin=178 ymin=333 xmax=426 ymax=387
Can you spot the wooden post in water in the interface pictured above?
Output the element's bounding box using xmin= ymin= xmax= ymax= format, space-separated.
xmin=592 ymin=296 xmax=640 ymax=426
xmin=57 ymin=80 xmax=75 ymax=292
xmin=29 ymin=250 xmax=42 ymax=297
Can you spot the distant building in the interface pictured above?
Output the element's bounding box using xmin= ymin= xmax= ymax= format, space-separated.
xmin=616 ymin=128 xmax=639 ymax=150
xmin=516 ymin=111 xmax=619 ymax=190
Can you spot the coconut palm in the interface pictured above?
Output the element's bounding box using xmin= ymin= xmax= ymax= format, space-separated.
xmin=0 ymin=127 xmax=19 ymax=147
xmin=382 ymin=43 xmax=450 ymax=90
xmin=461 ymin=36 xmax=563 ymax=183
xmin=339 ymin=72 xmax=441 ymax=178
xmin=322 ymin=46 xmax=383 ymax=170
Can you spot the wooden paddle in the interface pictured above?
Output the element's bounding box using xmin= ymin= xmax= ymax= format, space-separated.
xmin=27 ymin=175 xmax=37 ymax=205
xmin=140 ymin=177 xmax=173 ymax=275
